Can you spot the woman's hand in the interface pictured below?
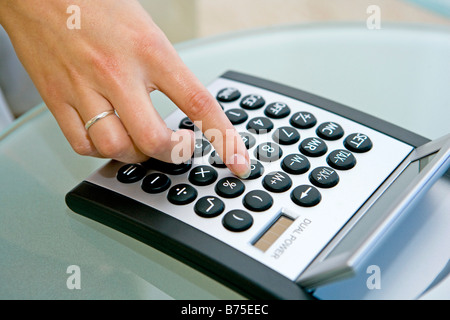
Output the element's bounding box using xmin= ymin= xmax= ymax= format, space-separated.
xmin=0 ymin=0 xmax=251 ymax=177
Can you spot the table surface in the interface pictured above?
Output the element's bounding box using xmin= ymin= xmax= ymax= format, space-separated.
xmin=1 ymin=23 xmax=449 ymax=299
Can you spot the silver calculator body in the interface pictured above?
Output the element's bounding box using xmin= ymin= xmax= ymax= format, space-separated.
xmin=66 ymin=71 xmax=450 ymax=299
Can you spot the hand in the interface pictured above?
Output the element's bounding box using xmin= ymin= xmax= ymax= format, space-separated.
xmin=0 ymin=0 xmax=251 ymax=178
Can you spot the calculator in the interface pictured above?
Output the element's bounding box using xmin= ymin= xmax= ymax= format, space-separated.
xmin=66 ymin=71 xmax=450 ymax=299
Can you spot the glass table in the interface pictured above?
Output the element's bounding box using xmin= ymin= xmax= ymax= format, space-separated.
xmin=1 ymin=23 xmax=449 ymax=299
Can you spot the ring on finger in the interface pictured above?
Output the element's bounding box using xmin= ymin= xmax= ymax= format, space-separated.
xmin=85 ymin=110 xmax=118 ymax=130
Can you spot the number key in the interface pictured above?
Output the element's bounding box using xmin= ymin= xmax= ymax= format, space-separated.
xmin=290 ymin=111 xmax=317 ymax=129
xmin=255 ymin=142 xmax=283 ymax=162
xmin=246 ymin=117 xmax=274 ymax=134
xmin=272 ymin=126 xmax=300 ymax=145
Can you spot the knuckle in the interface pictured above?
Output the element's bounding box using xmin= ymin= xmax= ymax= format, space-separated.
xmin=40 ymin=79 xmax=66 ymax=103
xmin=137 ymin=129 xmax=169 ymax=156
xmin=132 ymin=26 xmax=167 ymax=58
xmin=71 ymin=140 xmax=96 ymax=157
xmin=88 ymin=53 xmax=123 ymax=86
xmin=95 ymin=136 xmax=128 ymax=159
xmin=185 ymin=90 xmax=215 ymax=121
xmin=42 ymin=86 xmax=59 ymax=102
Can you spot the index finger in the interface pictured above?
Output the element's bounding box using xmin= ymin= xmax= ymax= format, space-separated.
xmin=155 ymin=64 xmax=251 ymax=178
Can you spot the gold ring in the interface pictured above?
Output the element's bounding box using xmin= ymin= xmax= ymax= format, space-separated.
xmin=85 ymin=110 xmax=116 ymax=130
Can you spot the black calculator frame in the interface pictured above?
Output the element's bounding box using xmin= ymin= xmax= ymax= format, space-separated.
xmin=65 ymin=71 xmax=429 ymax=300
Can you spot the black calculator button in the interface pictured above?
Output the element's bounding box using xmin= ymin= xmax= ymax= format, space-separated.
xmin=143 ymin=158 xmax=192 ymax=175
xmin=264 ymin=102 xmax=291 ymax=119
xmin=167 ymin=184 xmax=198 ymax=205
xmin=344 ymin=133 xmax=373 ymax=153
xmin=291 ymin=185 xmax=321 ymax=207
xmin=239 ymin=132 xmax=256 ymax=149
xmin=217 ymin=87 xmax=241 ymax=102
xmin=299 ymin=137 xmax=328 ymax=157
xmin=194 ymin=196 xmax=225 ymax=218
xmin=290 ymin=112 xmax=317 ymax=129
xmin=272 ymin=126 xmax=300 ymax=145
xmin=225 ymin=108 xmax=248 ymax=125
xmin=255 ymin=142 xmax=283 ymax=162
xmin=246 ymin=117 xmax=274 ymax=134
xmin=263 ymin=171 xmax=292 ymax=193
xmin=243 ymin=190 xmax=273 ymax=212
xmin=309 ymin=166 xmax=339 ymax=188
xmin=188 ymin=165 xmax=218 ymax=186
xmin=117 ymin=163 xmax=146 ymax=183
xmin=327 ymin=149 xmax=356 ymax=170
xmin=223 ymin=210 xmax=253 ymax=232
xmin=215 ymin=177 xmax=245 ymax=198
xmin=141 ymin=173 xmax=171 ymax=194
xmin=316 ymin=122 xmax=344 ymax=140
xmin=240 ymin=94 xmax=265 ymax=110
xmin=167 ymin=161 xmax=192 ymax=175
xmin=245 ymin=160 xmax=264 ymax=180
xmin=193 ymin=139 xmax=212 ymax=158
xmin=208 ymin=151 xmax=227 ymax=168
xmin=281 ymin=154 xmax=310 ymax=174
xmin=179 ymin=117 xmax=195 ymax=131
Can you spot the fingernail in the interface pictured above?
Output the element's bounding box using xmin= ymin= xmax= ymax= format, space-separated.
xmin=228 ymin=153 xmax=251 ymax=179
